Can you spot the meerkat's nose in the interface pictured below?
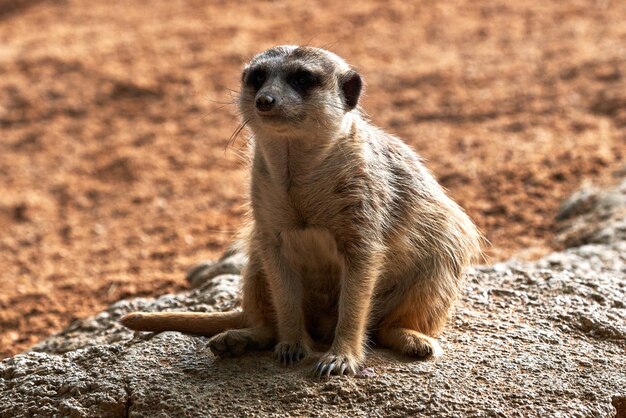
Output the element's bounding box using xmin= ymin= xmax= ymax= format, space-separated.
xmin=255 ymin=93 xmax=275 ymax=111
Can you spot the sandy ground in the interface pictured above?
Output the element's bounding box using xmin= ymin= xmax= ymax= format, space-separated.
xmin=1 ymin=0 xmax=625 ymax=359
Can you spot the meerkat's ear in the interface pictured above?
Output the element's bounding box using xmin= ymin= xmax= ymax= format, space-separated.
xmin=341 ymin=70 xmax=362 ymax=111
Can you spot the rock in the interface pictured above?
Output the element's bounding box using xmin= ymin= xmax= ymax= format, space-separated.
xmin=1 ymin=181 xmax=625 ymax=417
xmin=186 ymin=246 xmax=248 ymax=288
xmin=556 ymin=178 xmax=626 ymax=247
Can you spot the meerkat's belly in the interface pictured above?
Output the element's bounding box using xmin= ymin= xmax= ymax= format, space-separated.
xmin=280 ymin=228 xmax=342 ymax=341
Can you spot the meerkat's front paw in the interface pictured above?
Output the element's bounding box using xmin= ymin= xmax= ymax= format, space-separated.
xmin=313 ymin=351 xmax=362 ymax=378
xmin=275 ymin=341 xmax=311 ymax=366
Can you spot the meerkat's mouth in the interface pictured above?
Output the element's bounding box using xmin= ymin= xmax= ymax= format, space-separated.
xmin=256 ymin=112 xmax=294 ymax=128
xmin=252 ymin=113 xmax=293 ymax=134
xmin=258 ymin=113 xmax=287 ymax=121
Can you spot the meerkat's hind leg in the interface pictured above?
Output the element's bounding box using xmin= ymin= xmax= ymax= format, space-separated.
xmin=208 ymin=326 xmax=275 ymax=357
xmin=375 ymin=276 xmax=455 ymax=359
xmin=209 ymin=248 xmax=280 ymax=358
xmin=376 ymin=327 xmax=443 ymax=358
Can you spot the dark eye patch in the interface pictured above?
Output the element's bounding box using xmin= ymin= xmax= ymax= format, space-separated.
xmin=287 ymin=69 xmax=319 ymax=94
xmin=246 ymin=68 xmax=267 ymax=90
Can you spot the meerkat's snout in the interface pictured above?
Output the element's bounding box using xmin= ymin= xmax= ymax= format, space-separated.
xmin=255 ymin=93 xmax=275 ymax=112
xmin=247 ymin=74 xmax=298 ymax=125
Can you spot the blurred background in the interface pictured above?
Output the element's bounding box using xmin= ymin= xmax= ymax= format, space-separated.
xmin=0 ymin=0 xmax=624 ymax=358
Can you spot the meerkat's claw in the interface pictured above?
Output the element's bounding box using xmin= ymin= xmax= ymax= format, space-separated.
xmin=275 ymin=341 xmax=310 ymax=366
xmin=339 ymin=363 xmax=348 ymax=375
xmin=314 ymin=353 xmax=360 ymax=378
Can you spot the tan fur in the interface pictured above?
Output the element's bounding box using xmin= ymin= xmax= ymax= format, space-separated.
xmin=121 ymin=46 xmax=482 ymax=376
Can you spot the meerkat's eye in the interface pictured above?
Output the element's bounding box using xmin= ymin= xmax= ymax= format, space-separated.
xmin=246 ymin=69 xmax=267 ymax=90
xmin=288 ymin=70 xmax=318 ymax=94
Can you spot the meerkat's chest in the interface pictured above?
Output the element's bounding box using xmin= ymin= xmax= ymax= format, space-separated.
xmin=280 ymin=228 xmax=343 ymax=340
xmin=255 ymin=178 xmax=339 ymax=231
xmin=279 ymin=228 xmax=343 ymax=291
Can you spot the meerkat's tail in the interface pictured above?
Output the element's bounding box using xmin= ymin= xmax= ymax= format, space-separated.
xmin=120 ymin=310 xmax=244 ymax=336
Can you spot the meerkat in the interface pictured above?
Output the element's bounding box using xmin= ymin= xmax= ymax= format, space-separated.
xmin=121 ymin=45 xmax=482 ymax=377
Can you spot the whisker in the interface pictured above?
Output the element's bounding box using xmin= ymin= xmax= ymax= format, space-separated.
xmin=198 ymin=88 xmax=240 ymax=120
xmin=225 ymin=119 xmax=250 ymax=152
xmin=207 ymin=98 xmax=237 ymax=106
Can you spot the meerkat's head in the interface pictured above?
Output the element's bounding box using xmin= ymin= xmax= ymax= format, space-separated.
xmin=239 ymin=46 xmax=362 ymax=139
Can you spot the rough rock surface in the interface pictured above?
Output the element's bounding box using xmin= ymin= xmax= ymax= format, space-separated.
xmin=1 ymin=183 xmax=625 ymax=417
xmin=556 ymin=177 xmax=626 ymax=247
xmin=4 ymin=0 xmax=626 ymax=360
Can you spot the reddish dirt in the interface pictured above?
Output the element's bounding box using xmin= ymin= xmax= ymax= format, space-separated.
xmin=1 ymin=0 xmax=625 ymax=359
